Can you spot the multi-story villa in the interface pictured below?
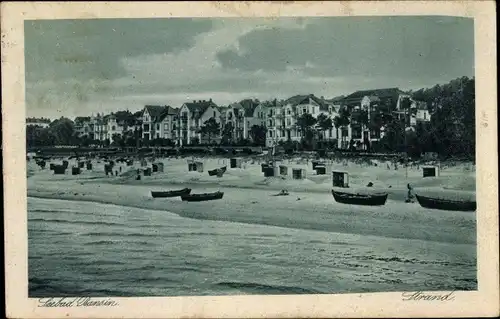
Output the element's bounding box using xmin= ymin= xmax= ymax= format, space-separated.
xmin=74 ymin=116 xmax=91 ymax=137
xmin=337 ymin=88 xmax=431 ymax=150
xmin=105 ymin=114 xmax=125 ymax=141
xmin=176 ymin=99 xmax=220 ymax=145
xmin=221 ymin=99 xmax=265 ymax=142
xmin=141 ymin=105 xmax=178 ymax=141
xmin=263 ymin=94 xmax=337 ymax=147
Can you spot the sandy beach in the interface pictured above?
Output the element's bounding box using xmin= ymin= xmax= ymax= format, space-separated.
xmin=28 ymin=156 xmax=476 ymax=242
xmin=27 ymin=156 xmax=477 ymax=296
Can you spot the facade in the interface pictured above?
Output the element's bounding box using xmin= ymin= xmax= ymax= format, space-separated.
xmin=61 ymin=87 xmax=433 ymax=149
xmin=221 ymin=99 xmax=264 ymax=142
xmin=105 ymin=114 xmax=125 ymax=141
xmin=176 ymin=99 xmax=220 ymax=145
xmin=336 ymin=88 xmax=432 ymax=150
xmin=263 ymin=94 xmax=338 ymax=147
xmin=141 ymin=105 xmax=178 ymax=141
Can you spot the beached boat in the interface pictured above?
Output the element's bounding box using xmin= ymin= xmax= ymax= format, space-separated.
xmin=415 ymin=194 xmax=476 ymax=212
xmin=208 ymin=166 xmax=227 ymax=176
xmin=181 ymin=191 xmax=224 ymax=202
xmin=331 ymin=190 xmax=388 ymax=206
xmin=151 ymin=188 xmax=192 ymax=198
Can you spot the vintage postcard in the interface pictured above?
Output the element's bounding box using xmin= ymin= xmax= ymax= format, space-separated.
xmin=2 ymin=1 xmax=499 ymax=318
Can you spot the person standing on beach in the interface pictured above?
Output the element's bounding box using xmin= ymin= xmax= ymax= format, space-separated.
xmin=406 ymin=183 xmax=415 ymax=203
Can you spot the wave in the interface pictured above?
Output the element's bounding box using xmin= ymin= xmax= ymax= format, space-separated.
xmin=28 ymin=196 xmax=477 ymax=245
xmin=353 ymin=255 xmax=475 ymax=267
xmin=214 ymin=281 xmax=322 ymax=294
xmin=29 ymin=218 xmax=125 ymax=227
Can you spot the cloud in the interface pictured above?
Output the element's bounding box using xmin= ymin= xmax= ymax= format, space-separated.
xmin=25 ymin=18 xmax=214 ymax=83
xmin=25 ymin=17 xmax=474 ymax=119
xmin=216 ymin=16 xmax=474 ymax=82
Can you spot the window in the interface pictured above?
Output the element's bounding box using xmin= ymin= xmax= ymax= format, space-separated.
xmin=156 ymin=133 xmax=160 ymax=138
xmin=156 ymin=124 xmax=160 ymax=130
xmin=111 ymin=126 xmax=116 ymax=131
xmin=164 ymin=123 xmax=169 ymax=130
xmin=303 ymin=107 xmax=307 ymax=114
xmin=424 ymin=112 xmax=427 ymax=120
xmin=281 ymin=130 xmax=285 ymax=137
xmin=371 ymin=128 xmax=381 ymax=139
xmin=213 ymin=111 xmax=216 ymax=117
xmin=144 ymin=133 xmax=150 ymax=140
xmin=268 ymin=120 xmax=272 ymax=126
xmin=341 ymin=127 xmax=348 ymax=137
xmin=269 ymin=131 xmax=273 ymax=138
xmin=143 ymin=124 xmax=150 ymax=131
xmin=247 ymin=121 xmax=250 ymax=127
xmin=287 ymin=108 xmax=291 ymax=115
xmin=352 ymin=125 xmax=362 ymax=139
xmin=287 ymin=119 xmax=291 ymax=126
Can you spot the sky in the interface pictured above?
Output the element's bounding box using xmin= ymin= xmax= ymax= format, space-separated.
xmin=24 ymin=16 xmax=474 ymax=119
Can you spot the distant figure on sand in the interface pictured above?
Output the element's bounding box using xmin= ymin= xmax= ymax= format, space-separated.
xmin=406 ymin=183 xmax=415 ymax=203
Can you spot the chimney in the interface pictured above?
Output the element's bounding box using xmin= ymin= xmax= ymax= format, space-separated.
xmin=209 ymin=98 xmax=212 ymax=102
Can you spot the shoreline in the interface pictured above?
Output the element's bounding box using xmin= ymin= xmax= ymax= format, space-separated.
xmin=28 ymin=178 xmax=477 ymax=245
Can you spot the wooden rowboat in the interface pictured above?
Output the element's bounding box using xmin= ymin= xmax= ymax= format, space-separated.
xmin=331 ymin=190 xmax=388 ymax=206
xmin=151 ymin=188 xmax=192 ymax=198
xmin=415 ymin=194 xmax=476 ymax=212
xmin=208 ymin=166 xmax=227 ymax=176
xmin=181 ymin=191 xmax=224 ymax=202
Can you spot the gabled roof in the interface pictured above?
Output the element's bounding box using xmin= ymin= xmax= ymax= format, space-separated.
xmin=144 ymin=105 xmax=167 ymax=119
xmin=182 ymin=100 xmax=218 ymax=119
xmin=144 ymin=105 xmax=178 ymax=122
xmin=284 ymin=94 xmax=330 ymax=111
xmin=238 ymin=99 xmax=260 ymax=117
xmin=158 ymin=106 xmax=178 ymax=121
xmin=345 ymin=88 xmax=404 ymax=99
xmin=259 ymin=99 xmax=283 ymax=108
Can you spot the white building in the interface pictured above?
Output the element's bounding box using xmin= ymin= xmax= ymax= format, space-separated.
xmin=221 ymin=99 xmax=265 ymax=142
xmin=141 ymin=105 xmax=178 ymax=141
xmin=176 ymin=99 xmax=220 ymax=145
xmin=263 ymin=94 xmax=338 ymax=147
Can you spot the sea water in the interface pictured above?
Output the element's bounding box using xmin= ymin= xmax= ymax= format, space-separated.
xmin=28 ymin=197 xmax=477 ymax=297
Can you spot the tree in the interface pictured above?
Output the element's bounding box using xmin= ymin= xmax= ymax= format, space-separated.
xmin=199 ymin=117 xmax=220 ymax=144
xmin=316 ymin=113 xmax=333 ymax=140
xmin=337 ymin=107 xmax=351 ymax=148
xmin=49 ymin=117 xmax=76 ymax=145
xmin=111 ymin=133 xmax=124 ymax=148
xmin=333 ymin=116 xmax=342 ymax=142
xmin=249 ymin=124 xmax=267 ymax=146
xmin=221 ymin=121 xmax=234 ymax=145
xmin=296 ymin=113 xmax=317 ymax=150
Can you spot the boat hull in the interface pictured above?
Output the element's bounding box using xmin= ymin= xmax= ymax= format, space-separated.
xmin=331 ymin=190 xmax=388 ymax=206
xmin=151 ymin=188 xmax=192 ymax=198
xmin=181 ymin=191 xmax=224 ymax=202
xmin=415 ymin=194 xmax=476 ymax=211
xmin=208 ymin=166 xmax=226 ymax=176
